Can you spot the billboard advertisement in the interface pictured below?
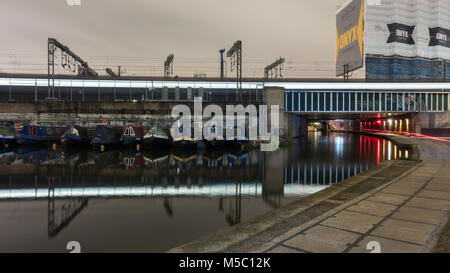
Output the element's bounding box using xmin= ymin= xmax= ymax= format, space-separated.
xmin=335 ymin=0 xmax=364 ymax=76
xmin=364 ymin=0 xmax=450 ymax=60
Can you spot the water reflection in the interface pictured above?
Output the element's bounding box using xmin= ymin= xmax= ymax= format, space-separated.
xmin=0 ymin=132 xmax=410 ymax=252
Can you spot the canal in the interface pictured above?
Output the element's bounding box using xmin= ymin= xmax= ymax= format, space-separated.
xmin=0 ymin=132 xmax=409 ymax=253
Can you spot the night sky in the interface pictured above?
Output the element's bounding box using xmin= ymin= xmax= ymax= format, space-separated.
xmin=0 ymin=0 xmax=352 ymax=78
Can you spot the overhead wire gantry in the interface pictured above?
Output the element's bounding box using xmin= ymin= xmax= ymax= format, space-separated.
xmin=226 ymin=40 xmax=242 ymax=101
xmin=47 ymin=38 xmax=98 ymax=100
xmin=264 ymin=57 xmax=285 ymax=79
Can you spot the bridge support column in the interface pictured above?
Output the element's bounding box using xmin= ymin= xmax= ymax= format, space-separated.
xmin=411 ymin=111 xmax=450 ymax=134
xmin=263 ymin=146 xmax=289 ymax=206
xmin=413 ymin=112 xmax=450 ymax=134
xmin=289 ymin=114 xmax=307 ymax=138
xmin=352 ymin=119 xmax=361 ymax=131
xmin=264 ymin=87 xmax=307 ymax=138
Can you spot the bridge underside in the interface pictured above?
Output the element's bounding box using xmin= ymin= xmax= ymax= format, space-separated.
xmin=290 ymin=112 xmax=407 ymax=121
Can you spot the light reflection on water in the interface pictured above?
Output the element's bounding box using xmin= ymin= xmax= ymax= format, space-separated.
xmin=0 ymin=132 xmax=409 ymax=252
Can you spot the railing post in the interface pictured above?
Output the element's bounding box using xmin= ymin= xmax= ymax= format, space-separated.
xmin=9 ymin=78 xmax=12 ymax=101
xmin=35 ymin=79 xmax=38 ymax=102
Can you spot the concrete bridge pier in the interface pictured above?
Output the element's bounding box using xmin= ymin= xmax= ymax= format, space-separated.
xmin=264 ymin=86 xmax=307 ymax=138
xmin=413 ymin=112 xmax=450 ymax=134
xmin=352 ymin=119 xmax=361 ymax=131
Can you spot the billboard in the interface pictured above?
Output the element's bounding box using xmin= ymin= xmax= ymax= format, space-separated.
xmin=364 ymin=0 xmax=450 ymax=60
xmin=335 ymin=0 xmax=364 ymax=76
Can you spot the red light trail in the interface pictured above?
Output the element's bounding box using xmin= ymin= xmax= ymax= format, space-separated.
xmin=362 ymin=129 xmax=450 ymax=143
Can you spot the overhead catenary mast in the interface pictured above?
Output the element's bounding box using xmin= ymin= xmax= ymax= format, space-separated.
xmin=164 ymin=54 xmax=174 ymax=78
xmin=226 ymin=41 xmax=242 ymax=101
xmin=47 ymin=38 xmax=98 ymax=100
xmin=264 ymin=57 xmax=285 ymax=79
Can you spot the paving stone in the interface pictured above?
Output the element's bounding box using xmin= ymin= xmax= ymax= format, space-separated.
xmin=435 ymin=173 xmax=450 ymax=179
xmin=405 ymin=197 xmax=450 ymax=211
xmin=249 ymin=242 xmax=277 ymax=253
xmin=381 ymin=185 xmax=420 ymax=196
xmin=284 ymin=225 xmax=359 ymax=253
xmin=393 ymin=181 xmax=426 ymax=189
xmin=367 ymin=192 xmax=409 ymax=205
xmin=417 ymin=190 xmax=450 ymax=201
xmin=373 ymin=166 xmax=412 ymax=179
xmin=409 ymin=172 xmax=435 ymax=178
xmin=396 ymin=176 xmax=430 ymax=184
xmin=348 ymin=236 xmax=422 ymax=253
xmin=425 ymin=183 xmax=450 ymax=193
xmin=391 ymin=206 xmax=445 ymax=225
xmin=371 ymin=218 xmax=435 ymax=245
xmin=321 ymin=210 xmax=383 ymax=234
xmin=346 ymin=200 xmax=397 ymax=217
xmin=429 ymin=177 xmax=450 ymax=184
xmin=272 ymin=225 xmax=310 ymax=244
xmin=267 ymin=246 xmax=304 ymax=253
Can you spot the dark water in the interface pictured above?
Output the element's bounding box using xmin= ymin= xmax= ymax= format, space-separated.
xmin=0 ymin=132 xmax=409 ymax=253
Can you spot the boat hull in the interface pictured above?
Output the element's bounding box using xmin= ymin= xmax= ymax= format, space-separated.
xmin=206 ymin=139 xmax=226 ymax=148
xmin=17 ymin=135 xmax=61 ymax=145
xmin=90 ymin=138 xmax=121 ymax=148
xmin=143 ymin=137 xmax=171 ymax=148
xmin=172 ymin=140 xmax=198 ymax=150
xmin=0 ymin=136 xmax=17 ymax=146
xmin=121 ymin=137 xmax=142 ymax=146
xmin=62 ymin=134 xmax=90 ymax=146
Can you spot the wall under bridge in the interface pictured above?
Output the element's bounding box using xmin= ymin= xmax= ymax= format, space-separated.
xmin=0 ymin=86 xmax=448 ymax=137
xmin=264 ymin=87 xmax=308 ymax=138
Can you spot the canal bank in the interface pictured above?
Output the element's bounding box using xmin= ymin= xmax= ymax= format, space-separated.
xmin=168 ymin=132 xmax=450 ymax=253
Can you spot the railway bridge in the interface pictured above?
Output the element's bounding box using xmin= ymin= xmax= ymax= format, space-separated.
xmin=0 ymin=75 xmax=449 ymax=136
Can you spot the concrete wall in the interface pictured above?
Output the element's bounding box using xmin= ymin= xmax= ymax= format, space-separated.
xmin=414 ymin=111 xmax=450 ymax=134
xmin=264 ymin=86 xmax=307 ymax=138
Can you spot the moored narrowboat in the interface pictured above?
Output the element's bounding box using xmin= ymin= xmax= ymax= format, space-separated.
xmin=171 ymin=123 xmax=200 ymax=150
xmin=226 ymin=150 xmax=249 ymax=168
xmin=171 ymin=149 xmax=198 ymax=173
xmin=203 ymin=150 xmax=226 ymax=169
xmin=225 ymin=125 xmax=249 ymax=148
xmin=143 ymin=123 xmax=171 ymax=148
xmin=204 ymin=124 xmax=226 ymax=148
xmin=120 ymin=125 xmax=144 ymax=150
xmin=121 ymin=151 xmax=143 ymax=169
xmin=143 ymin=149 xmax=169 ymax=169
xmin=62 ymin=126 xmax=92 ymax=146
xmin=18 ymin=125 xmax=66 ymax=145
xmin=90 ymin=125 xmax=122 ymax=150
xmin=0 ymin=125 xmax=17 ymax=147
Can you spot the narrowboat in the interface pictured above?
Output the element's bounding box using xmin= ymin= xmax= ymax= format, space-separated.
xmin=120 ymin=125 xmax=144 ymax=150
xmin=203 ymin=150 xmax=226 ymax=169
xmin=90 ymin=125 xmax=122 ymax=150
xmin=171 ymin=122 xmax=201 ymax=150
xmin=204 ymin=124 xmax=226 ymax=148
xmin=226 ymin=150 xmax=249 ymax=168
xmin=0 ymin=151 xmax=16 ymax=165
xmin=61 ymin=126 xmax=92 ymax=146
xmin=143 ymin=149 xmax=169 ymax=169
xmin=93 ymin=150 xmax=121 ymax=169
xmin=121 ymin=151 xmax=143 ymax=169
xmin=143 ymin=123 xmax=171 ymax=148
xmin=21 ymin=149 xmax=61 ymax=164
xmin=0 ymin=125 xmax=17 ymax=147
xmin=225 ymin=125 xmax=249 ymax=149
xmin=171 ymin=150 xmax=198 ymax=173
xmin=18 ymin=125 xmax=66 ymax=145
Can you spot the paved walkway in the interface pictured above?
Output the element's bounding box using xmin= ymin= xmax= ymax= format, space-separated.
xmin=255 ymin=137 xmax=450 ymax=253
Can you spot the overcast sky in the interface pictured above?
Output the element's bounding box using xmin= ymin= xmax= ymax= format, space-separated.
xmin=0 ymin=0 xmax=349 ymax=78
